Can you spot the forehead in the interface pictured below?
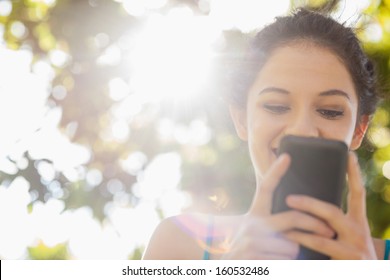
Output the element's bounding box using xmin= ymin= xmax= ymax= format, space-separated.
xmin=251 ymin=43 xmax=357 ymax=101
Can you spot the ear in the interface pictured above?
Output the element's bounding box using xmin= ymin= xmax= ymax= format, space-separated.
xmin=229 ymin=104 xmax=248 ymax=141
xmin=350 ymin=114 xmax=370 ymax=150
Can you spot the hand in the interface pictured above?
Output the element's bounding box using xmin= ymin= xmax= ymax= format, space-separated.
xmin=285 ymin=152 xmax=377 ymax=259
xmin=221 ymin=154 xmax=335 ymax=259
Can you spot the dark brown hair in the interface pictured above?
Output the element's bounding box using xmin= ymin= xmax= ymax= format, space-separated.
xmin=227 ymin=8 xmax=380 ymax=116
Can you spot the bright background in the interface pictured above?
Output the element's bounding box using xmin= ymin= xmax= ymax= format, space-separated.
xmin=0 ymin=0 xmax=389 ymax=259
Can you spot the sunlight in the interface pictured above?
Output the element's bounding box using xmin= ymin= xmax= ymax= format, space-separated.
xmin=96 ymin=44 xmax=122 ymax=66
xmin=333 ymin=0 xmax=372 ymax=25
xmin=122 ymin=0 xmax=168 ymax=17
xmin=382 ymin=161 xmax=390 ymax=180
xmin=28 ymin=112 xmax=91 ymax=173
xmin=0 ymin=48 xmax=50 ymax=160
xmin=0 ymin=157 xmax=18 ymax=175
xmin=209 ymin=0 xmax=290 ymax=32
xmin=159 ymin=189 xmax=192 ymax=217
xmin=108 ymin=77 xmax=130 ymax=101
xmin=0 ymin=1 xmax=12 ymax=17
xmin=0 ymin=177 xmax=33 ymax=259
xmin=129 ymin=8 xmax=217 ymax=103
xmin=369 ymin=127 xmax=390 ymax=148
xmin=29 ymin=199 xmax=69 ymax=247
xmin=363 ymin=21 xmax=383 ymax=43
xmin=67 ymin=207 xmax=107 ymax=259
xmin=110 ymin=94 xmax=143 ymax=121
xmin=86 ymin=168 xmax=103 ymax=188
xmin=65 ymin=202 xmax=161 ymax=259
xmin=111 ymin=119 xmax=130 ymax=141
xmin=49 ymin=49 xmax=70 ymax=68
xmin=124 ymin=0 xmax=293 ymax=107
xmin=107 ymin=202 xmax=160 ymax=249
xmin=128 ymin=151 xmax=194 ymax=219
xmin=36 ymin=160 xmax=56 ymax=182
xmin=120 ymin=151 xmax=148 ymax=176
xmin=157 ymin=118 xmax=212 ymax=146
xmin=10 ymin=21 xmax=27 ymax=39
xmin=132 ymin=152 xmax=182 ymax=201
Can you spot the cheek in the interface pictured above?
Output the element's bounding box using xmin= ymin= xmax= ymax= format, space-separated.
xmin=319 ymin=117 xmax=357 ymax=145
xmin=245 ymin=110 xmax=284 ymax=175
xmin=246 ymin=109 xmax=283 ymax=142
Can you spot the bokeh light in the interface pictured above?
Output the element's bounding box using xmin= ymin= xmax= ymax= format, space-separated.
xmin=128 ymin=8 xmax=218 ymax=103
xmin=0 ymin=1 xmax=12 ymax=17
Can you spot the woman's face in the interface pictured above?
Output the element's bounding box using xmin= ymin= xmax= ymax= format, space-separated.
xmin=230 ymin=43 xmax=368 ymax=178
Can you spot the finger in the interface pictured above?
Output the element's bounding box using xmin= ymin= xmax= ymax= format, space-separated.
xmin=256 ymin=235 xmax=299 ymax=257
xmin=226 ymin=251 xmax=297 ymax=260
xmin=286 ymin=195 xmax=349 ymax=236
xmin=285 ymin=231 xmax=360 ymax=260
xmin=250 ymin=153 xmax=291 ymax=216
xmin=346 ymin=152 xmax=367 ymax=222
xmin=226 ymin=224 xmax=299 ymax=259
xmin=232 ymin=235 xmax=299 ymax=259
xmin=266 ymin=211 xmax=335 ymax=238
xmin=250 ymin=253 xmax=298 ymax=260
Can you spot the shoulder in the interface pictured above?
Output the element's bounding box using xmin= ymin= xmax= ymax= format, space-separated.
xmin=142 ymin=213 xmax=209 ymax=260
xmin=142 ymin=213 xmax=244 ymax=260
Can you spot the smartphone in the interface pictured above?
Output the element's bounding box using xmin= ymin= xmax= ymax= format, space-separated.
xmin=271 ymin=135 xmax=348 ymax=260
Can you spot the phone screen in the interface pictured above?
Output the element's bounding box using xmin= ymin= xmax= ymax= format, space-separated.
xmin=271 ymin=135 xmax=348 ymax=259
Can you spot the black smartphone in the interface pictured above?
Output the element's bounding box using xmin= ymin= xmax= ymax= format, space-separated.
xmin=271 ymin=135 xmax=348 ymax=260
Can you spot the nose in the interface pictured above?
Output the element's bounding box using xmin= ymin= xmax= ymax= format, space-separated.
xmin=283 ymin=111 xmax=319 ymax=138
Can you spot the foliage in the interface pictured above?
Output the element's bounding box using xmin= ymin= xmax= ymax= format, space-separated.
xmin=28 ymin=242 xmax=69 ymax=260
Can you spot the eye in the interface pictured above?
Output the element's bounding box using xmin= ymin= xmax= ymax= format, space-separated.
xmin=317 ymin=109 xmax=344 ymax=119
xmin=263 ymin=104 xmax=290 ymax=114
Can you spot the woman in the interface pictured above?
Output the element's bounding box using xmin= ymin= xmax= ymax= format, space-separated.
xmin=143 ymin=8 xmax=390 ymax=260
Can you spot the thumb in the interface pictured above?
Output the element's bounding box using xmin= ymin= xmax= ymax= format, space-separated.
xmin=249 ymin=153 xmax=291 ymax=216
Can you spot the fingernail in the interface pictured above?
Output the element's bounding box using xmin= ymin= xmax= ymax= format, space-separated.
xmin=277 ymin=153 xmax=286 ymax=161
xmin=278 ymin=153 xmax=290 ymax=163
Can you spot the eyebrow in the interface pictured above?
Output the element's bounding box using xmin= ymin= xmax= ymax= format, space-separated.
xmin=258 ymin=87 xmax=351 ymax=100
xmin=318 ymin=89 xmax=350 ymax=100
xmin=258 ymin=87 xmax=290 ymax=95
